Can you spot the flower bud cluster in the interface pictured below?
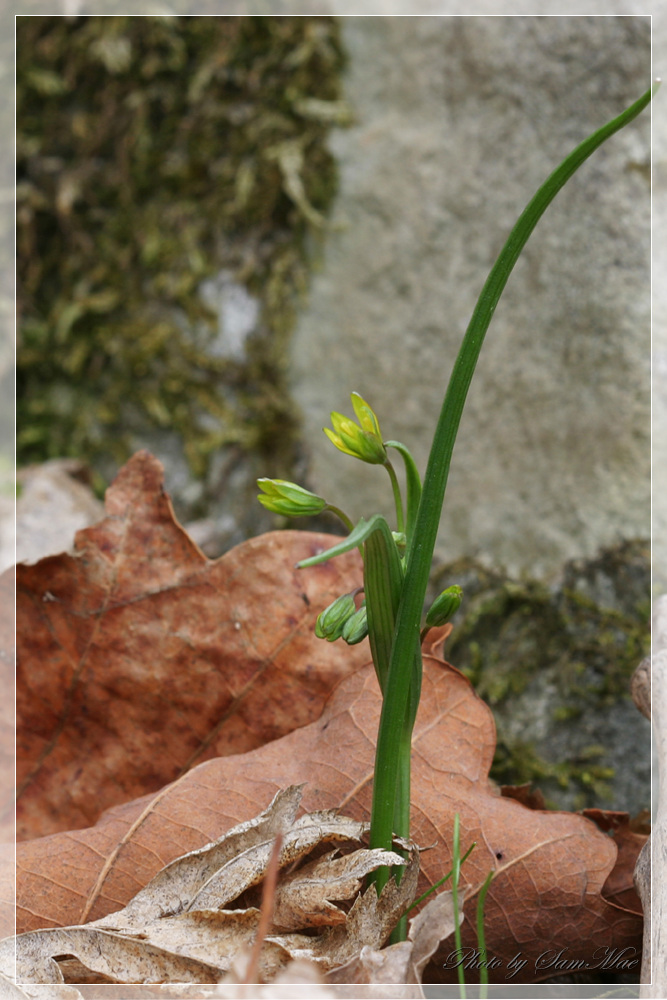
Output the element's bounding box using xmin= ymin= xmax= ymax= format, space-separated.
xmin=315 ymin=593 xmax=368 ymax=645
xmin=324 ymin=392 xmax=387 ymax=465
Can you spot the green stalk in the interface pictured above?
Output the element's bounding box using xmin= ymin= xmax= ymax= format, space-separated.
xmin=362 ymin=522 xmax=419 ymax=920
xmin=452 ymin=813 xmax=466 ymax=998
xmin=324 ymin=504 xmax=356 ymax=534
xmin=385 ymin=441 xmax=422 ymax=545
xmin=383 ymin=459 xmax=405 ymax=535
xmin=387 ymin=725 xmax=412 ymax=944
xmin=368 ymin=85 xmax=654 ymax=870
xmin=387 ymin=644 xmax=422 ymax=943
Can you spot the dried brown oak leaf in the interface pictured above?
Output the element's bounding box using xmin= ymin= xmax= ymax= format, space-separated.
xmin=581 ymin=809 xmax=647 ymax=915
xmin=502 ymin=794 xmax=647 ymax=916
xmin=1 ymin=786 xmax=416 ymax=987
xmin=10 ymin=635 xmax=642 ymax=982
xmin=0 ymin=567 xmax=15 ymax=845
xmin=17 ymin=450 xmax=367 ymax=841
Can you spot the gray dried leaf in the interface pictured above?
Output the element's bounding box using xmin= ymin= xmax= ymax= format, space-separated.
xmin=112 ymin=785 xmax=305 ymax=928
xmin=0 ymin=970 xmax=85 ymax=999
xmin=272 ymin=848 xmax=406 ymax=930
xmin=0 ymin=787 xmax=408 ymax=989
xmin=271 ymin=846 xmax=419 ymax=972
xmin=326 ymin=941 xmax=415 ymax=987
xmin=325 ymin=886 xmax=463 ymax=997
xmin=208 ymin=953 xmax=337 ymax=998
xmin=408 ymin=888 xmax=459 ymax=982
xmin=0 ymin=924 xmax=225 ymax=986
xmin=188 ymin=812 xmax=369 ymax=913
xmin=330 ymin=848 xmax=420 ymax=963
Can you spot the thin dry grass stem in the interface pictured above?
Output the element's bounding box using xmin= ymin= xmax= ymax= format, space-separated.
xmin=242 ymin=832 xmax=284 ymax=987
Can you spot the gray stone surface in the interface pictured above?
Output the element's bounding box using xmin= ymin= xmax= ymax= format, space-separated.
xmin=653 ymin=8 xmax=667 ymax=595
xmin=289 ymin=16 xmax=650 ymax=579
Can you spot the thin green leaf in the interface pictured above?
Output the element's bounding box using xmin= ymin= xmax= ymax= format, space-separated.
xmin=452 ymin=813 xmax=467 ymax=998
xmin=369 ymin=84 xmax=655 ymax=868
xmin=296 ymin=513 xmax=389 ymax=568
xmin=403 ymin=841 xmax=477 ymax=914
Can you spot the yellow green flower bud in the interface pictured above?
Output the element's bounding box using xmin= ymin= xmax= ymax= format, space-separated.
xmin=324 ymin=392 xmax=387 ymax=465
xmin=257 ymin=479 xmax=327 ymax=517
xmin=342 ymin=603 xmax=368 ymax=645
xmin=425 ymin=585 xmax=463 ymax=628
xmin=315 ymin=593 xmax=357 ymax=641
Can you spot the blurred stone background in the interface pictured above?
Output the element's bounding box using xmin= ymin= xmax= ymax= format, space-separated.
xmin=10 ymin=13 xmax=655 ymax=815
xmin=290 ymin=16 xmax=650 ymax=580
xmin=13 ymin=16 xmax=651 ymax=578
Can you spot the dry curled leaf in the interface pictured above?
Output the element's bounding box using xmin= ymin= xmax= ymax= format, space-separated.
xmin=8 ymin=644 xmax=643 ymax=983
xmin=219 ymin=956 xmax=337 ymax=998
xmin=1 ymin=788 xmax=414 ymax=988
xmin=499 ymin=783 xmax=547 ymax=812
xmin=17 ymin=451 xmax=367 ymax=840
xmin=327 ymin=885 xmax=463 ymax=997
xmin=0 ymin=568 xmax=15 ymax=846
xmin=581 ymin=809 xmax=648 ymax=915
xmin=631 ymin=656 xmax=651 ymax=720
xmin=12 ymin=453 xmax=646 ymax=983
xmin=272 ymin=848 xmax=400 ymax=930
xmin=0 ymin=977 xmax=86 ymax=1000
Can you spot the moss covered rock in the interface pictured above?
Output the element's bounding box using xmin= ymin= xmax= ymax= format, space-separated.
xmin=17 ymin=15 xmax=346 ymax=540
xmin=430 ymin=538 xmax=650 ymax=813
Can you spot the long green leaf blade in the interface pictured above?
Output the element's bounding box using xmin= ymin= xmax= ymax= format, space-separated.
xmin=369 ymin=84 xmax=654 ymax=860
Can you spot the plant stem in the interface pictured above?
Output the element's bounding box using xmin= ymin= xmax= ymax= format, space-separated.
xmin=368 ymin=85 xmax=654 ymax=874
xmin=384 ymin=459 xmax=405 ymax=535
xmin=388 ymin=726 xmax=412 ymax=943
xmin=324 ymin=504 xmax=355 ymax=534
xmin=385 ymin=440 xmax=422 ymax=545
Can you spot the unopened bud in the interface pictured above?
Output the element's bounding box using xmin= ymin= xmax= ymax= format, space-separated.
xmin=425 ymin=585 xmax=463 ymax=628
xmin=324 ymin=392 xmax=387 ymax=465
xmin=257 ymin=479 xmax=327 ymax=517
xmin=342 ymin=603 xmax=368 ymax=645
xmin=315 ymin=593 xmax=357 ymax=641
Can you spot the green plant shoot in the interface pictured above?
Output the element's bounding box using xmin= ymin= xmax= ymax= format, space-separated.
xmin=258 ymin=84 xmax=654 ymax=943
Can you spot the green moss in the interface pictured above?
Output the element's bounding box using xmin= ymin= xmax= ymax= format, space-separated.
xmin=491 ymin=740 xmax=616 ymax=810
xmin=17 ymin=15 xmax=347 ymax=488
xmin=431 ymin=540 xmax=650 ymax=810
